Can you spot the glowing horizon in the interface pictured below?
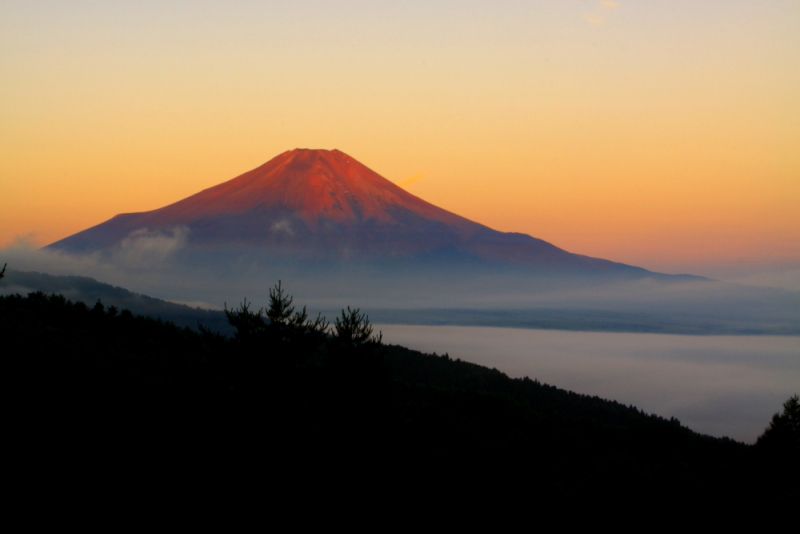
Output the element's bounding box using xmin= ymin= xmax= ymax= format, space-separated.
xmin=1 ymin=1 xmax=798 ymax=278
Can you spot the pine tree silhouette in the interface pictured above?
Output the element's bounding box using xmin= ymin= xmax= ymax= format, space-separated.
xmin=333 ymin=306 xmax=381 ymax=346
xmin=757 ymin=394 xmax=800 ymax=451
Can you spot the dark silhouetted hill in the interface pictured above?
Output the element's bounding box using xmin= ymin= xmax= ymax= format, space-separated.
xmin=2 ymin=288 xmax=796 ymax=506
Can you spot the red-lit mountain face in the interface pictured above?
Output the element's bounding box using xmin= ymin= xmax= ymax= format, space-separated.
xmin=47 ymin=149 xmax=644 ymax=274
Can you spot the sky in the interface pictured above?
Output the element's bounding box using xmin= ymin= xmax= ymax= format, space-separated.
xmin=1 ymin=0 xmax=798 ymax=283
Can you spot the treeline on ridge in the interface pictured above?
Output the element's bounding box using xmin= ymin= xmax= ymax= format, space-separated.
xmin=1 ymin=276 xmax=796 ymax=505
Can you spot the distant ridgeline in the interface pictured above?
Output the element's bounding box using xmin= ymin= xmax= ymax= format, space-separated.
xmin=367 ymin=306 xmax=800 ymax=335
xmin=1 ymin=284 xmax=796 ymax=506
xmin=3 ymin=269 xmax=798 ymax=335
xmin=0 ymin=269 xmax=232 ymax=335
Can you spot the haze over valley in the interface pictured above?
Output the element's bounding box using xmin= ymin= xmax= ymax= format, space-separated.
xmin=3 ymin=148 xmax=796 ymax=338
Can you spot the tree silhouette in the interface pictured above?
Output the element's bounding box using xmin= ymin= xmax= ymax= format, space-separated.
xmin=757 ymin=394 xmax=799 ymax=451
xmin=333 ymin=306 xmax=381 ymax=346
xmin=224 ymin=282 xmax=329 ymax=370
xmin=267 ymin=280 xmax=328 ymax=334
xmin=266 ymin=280 xmax=296 ymax=325
xmin=224 ymin=297 xmax=265 ymax=343
xmin=754 ymin=394 xmax=799 ymax=500
xmin=0 ymin=263 xmax=6 ymax=280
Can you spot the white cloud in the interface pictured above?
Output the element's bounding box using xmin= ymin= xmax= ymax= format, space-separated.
xmin=118 ymin=226 xmax=190 ymax=264
xmin=271 ymin=219 xmax=294 ymax=236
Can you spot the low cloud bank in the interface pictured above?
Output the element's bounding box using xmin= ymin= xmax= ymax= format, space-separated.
xmin=0 ymin=237 xmax=797 ymax=335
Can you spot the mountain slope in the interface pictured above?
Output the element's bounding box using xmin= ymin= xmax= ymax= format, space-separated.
xmin=48 ymin=149 xmax=648 ymax=274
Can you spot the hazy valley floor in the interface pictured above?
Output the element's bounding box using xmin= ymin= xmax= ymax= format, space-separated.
xmin=377 ymin=324 xmax=800 ymax=443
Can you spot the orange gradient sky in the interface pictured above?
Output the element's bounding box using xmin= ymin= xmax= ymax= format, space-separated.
xmin=1 ymin=1 xmax=798 ymax=276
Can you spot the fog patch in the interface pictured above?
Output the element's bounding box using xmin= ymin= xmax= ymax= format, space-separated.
xmin=0 ymin=237 xmax=110 ymax=279
xmin=0 ymin=283 xmax=36 ymax=296
xmin=167 ymin=299 xmax=222 ymax=310
xmin=0 ymin=232 xmax=203 ymax=302
xmin=117 ymin=226 xmax=189 ymax=266
xmin=713 ymin=263 xmax=800 ymax=292
xmin=653 ymin=260 xmax=800 ymax=292
xmin=271 ymin=220 xmax=294 ymax=236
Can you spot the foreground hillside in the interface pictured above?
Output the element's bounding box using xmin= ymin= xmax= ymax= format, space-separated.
xmin=2 ymin=287 xmax=796 ymax=505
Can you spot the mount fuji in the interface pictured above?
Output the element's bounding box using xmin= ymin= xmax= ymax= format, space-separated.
xmin=48 ymin=148 xmax=655 ymax=277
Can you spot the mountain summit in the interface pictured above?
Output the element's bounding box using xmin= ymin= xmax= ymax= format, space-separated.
xmin=48 ymin=149 xmax=646 ymax=274
xmin=147 ymin=148 xmax=480 ymax=236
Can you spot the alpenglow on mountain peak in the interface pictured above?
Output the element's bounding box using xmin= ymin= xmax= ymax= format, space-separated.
xmin=47 ymin=149 xmax=647 ymax=275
